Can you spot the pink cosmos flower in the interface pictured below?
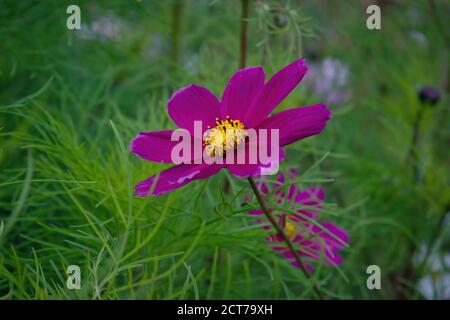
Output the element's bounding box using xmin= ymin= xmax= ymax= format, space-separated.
xmin=248 ymin=170 xmax=349 ymax=271
xmin=130 ymin=58 xmax=331 ymax=196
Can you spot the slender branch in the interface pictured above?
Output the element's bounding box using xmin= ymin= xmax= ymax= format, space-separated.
xmin=400 ymin=104 xmax=425 ymax=297
xmin=428 ymin=0 xmax=450 ymax=93
xmin=239 ymin=0 xmax=249 ymax=69
xmin=417 ymin=207 xmax=449 ymax=276
xmin=170 ymin=0 xmax=184 ymax=72
xmin=428 ymin=0 xmax=450 ymax=47
xmin=247 ymin=177 xmax=324 ymax=299
xmin=225 ymin=0 xmax=250 ymax=194
xmin=407 ymin=107 xmax=424 ymax=183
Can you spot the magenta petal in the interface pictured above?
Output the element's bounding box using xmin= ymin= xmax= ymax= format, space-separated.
xmin=290 ymin=209 xmax=316 ymax=223
xmin=276 ymin=171 xmax=286 ymax=184
xmin=255 ymin=181 xmax=270 ymax=195
xmin=227 ymin=163 xmax=260 ymax=178
xmin=281 ymin=250 xmax=315 ymax=272
xmin=303 ymin=222 xmax=348 ymax=266
xmin=326 ymin=249 xmax=344 ymax=265
xmin=313 ymin=222 xmax=349 ymax=249
xmin=225 ymin=137 xmax=282 ymax=178
xmin=130 ymin=130 xmax=181 ymax=164
xmin=257 ymin=104 xmax=332 ymax=146
xmin=290 ymin=187 xmax=325 ymax=221
xmin=221 ymin=66 xmax=265 ymax=125
xmin=271 ymin=169 xmax=297 ymax=202
xmin=300 ymin=262 xmax=315 ymax=272
xmin=248 ymin=209 xmax=264 ymax=215
xmin=247 ymin=58 xmax=308 ymax=127
xmin=168 ymin=84 xmax=221 ymax=135
xmin=296 ymin=187 xmax=325 ymax=205
xmin=135 ymin=164 xmax=223 ymax=196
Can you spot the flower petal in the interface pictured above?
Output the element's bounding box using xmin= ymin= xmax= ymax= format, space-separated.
xmin=225 ymin=136 xmax=282 ymax=178
xmin=289 ymin=187 xmax=325 ymax=221
xmin=269 ymin=168 xmax=297 ymax=202
xmin=227 ymin=163 xmax=261 ymax=178
xmin=226 ymin=149 xmax=284 ymax=178
xmin=256 ymin=104 xmax=332 ymax=146
xmin=295 ymin=187 xmax=325 ymax=205
xmin=300 ymin=222 xmax=348 ymax=265
xmin=246 ymin=58 xmax=308 ymax=127
xmin=135 ymin=164 xmax=223 ymax=196
xmin=221 ymin=66 xmax=265 ymax=125
xmin=248 ymin=209 xmax=264 ymax=215
xmin=312 ymin=222 xmax=349 ymax=250
xmin=255 ymin=181 xmax=270 ymax=195
xmin=168 ymin=84 xmax=221 ymax=135
xmin=130 ymin=130 xmax=181 ymax=164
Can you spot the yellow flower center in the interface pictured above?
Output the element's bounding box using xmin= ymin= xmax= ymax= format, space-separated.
xmin=285 ymin=221 xmax=297 ymax=238
xmin=204 ymin=116 xmax=247 ymax=157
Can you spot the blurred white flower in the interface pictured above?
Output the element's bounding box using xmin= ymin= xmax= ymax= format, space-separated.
xmin=416 ymin=254 xmax=450 ymax=299
xmin=410 ymin=31 xmax=427 ymax=47
xmin=78 ymin=12 xmax=127 ymax=42
xmin=414 ymin=215 xmax=450 ymax=299
xmin=303 ymin=57 xmax=351 ymax=106
xmin=142 ymin=32 xmax=167 ymax=60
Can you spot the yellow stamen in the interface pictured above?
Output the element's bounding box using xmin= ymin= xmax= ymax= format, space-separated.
xmin=285 ymin=221 xmax=297 ymax=238
xmin=203 ymin=117 xmax=247 ymax=157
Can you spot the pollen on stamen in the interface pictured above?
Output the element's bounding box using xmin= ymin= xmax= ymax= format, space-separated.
xmin=203 ymin=116 xmax=247 ymax=158
xmin=285 ymin=221 xmax=297 ymax=238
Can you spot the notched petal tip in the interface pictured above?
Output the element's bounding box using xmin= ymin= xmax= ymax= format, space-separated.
xmin=257 ymin=103 xmax=333 ymax=147
xmin=246 ymin=57 xmax=310 ymax=127
xmin=319 ymin=103 xmax=332 ymax=119
xmin=221 ymin=66 xmax=266 ymax=122
xmin=167 ymin=83 xmax=221 ymax=134
xmin=129 ymin=134 xmax=139 ymax=153
xmin=293 ymin=57 xmax=308 ymax=71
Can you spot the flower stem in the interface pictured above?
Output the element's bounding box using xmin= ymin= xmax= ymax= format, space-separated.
xmin=428 ymin=0 xmax=450 ymax=92
xmin=407 ymin=106 xmax=424 ymax=183
xmin=224 ymin=0 xmax=250 ymax=194
xmin=239 ymin=0 xmax=249 ymax=69
xmin=170 ymin=0 xmax=184 ymax=72
xmin=400 ymin=105 xmax=425 ymax=298
xmin=247 ymin=177 xmax=324 ymax=299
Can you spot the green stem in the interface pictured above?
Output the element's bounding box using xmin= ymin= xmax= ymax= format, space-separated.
xmin=417 ymin=207 xmax=449 ymax=276
xmin=239 ymin=0 xmax=249 ymax=69
xmin=428 ymin=0 xmax=450 ymax=93
xmin=247 ymin=177 xmax=324 ymax=299
xmin=399 ymin=105 xmax=426 ymax=298
xmin=224 ymin=0 xmax=250 ymax=194
xmin=407 ymin=106 xmax=424 ymax=183
xmin=170 ymin=0 xmax=184 ymax=71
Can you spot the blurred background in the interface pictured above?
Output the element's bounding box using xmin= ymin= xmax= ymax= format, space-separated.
xmin=0 ymin=0 xmax=449 ymax=299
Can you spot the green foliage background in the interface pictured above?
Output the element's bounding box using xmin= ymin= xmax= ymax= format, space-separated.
xmin=0 ymin=0 xmax=449 ymax=299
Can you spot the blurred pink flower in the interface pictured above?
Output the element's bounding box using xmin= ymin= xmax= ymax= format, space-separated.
xmin=248 ymin=170 xmax=349 ymax=271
